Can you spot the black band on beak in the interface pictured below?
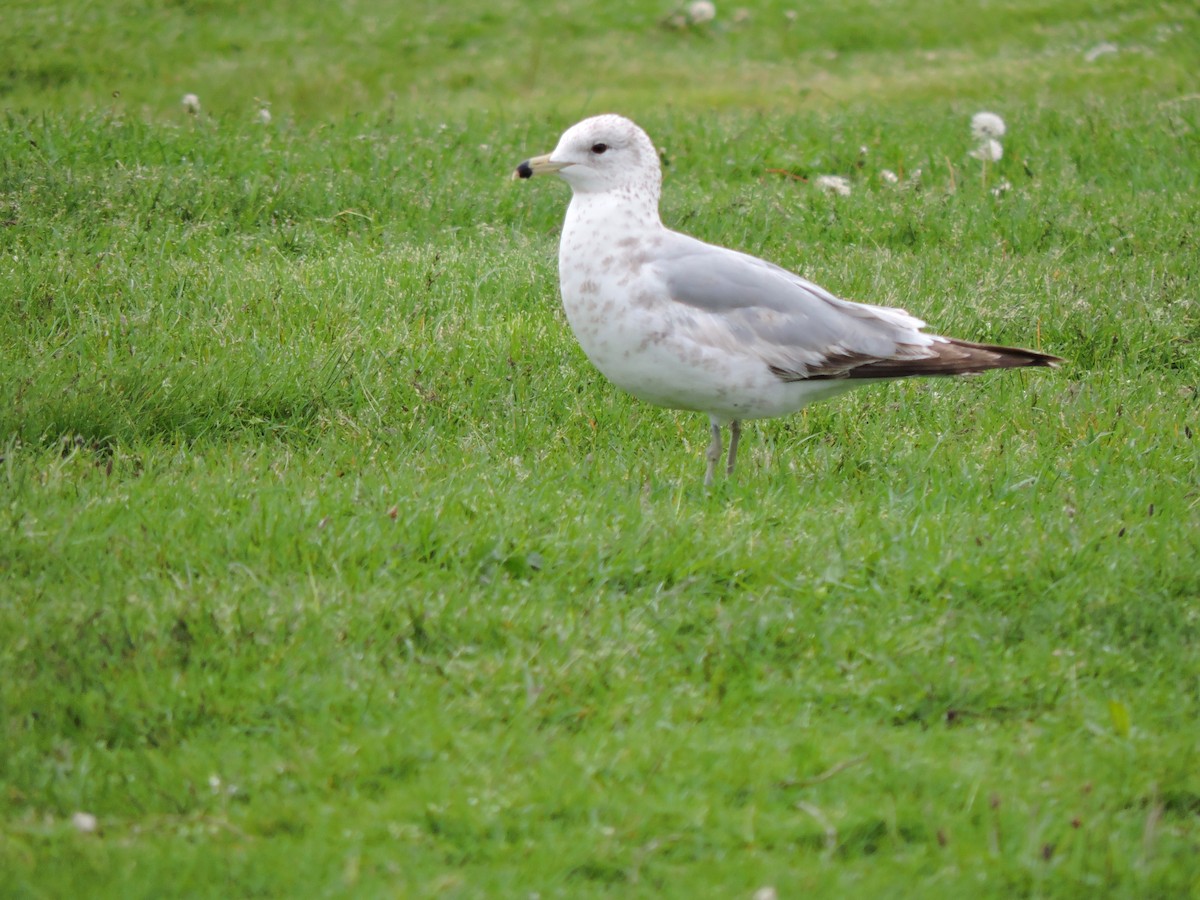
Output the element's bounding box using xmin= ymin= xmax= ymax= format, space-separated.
xmin=516 ymin=160 xmax=534 ymax=179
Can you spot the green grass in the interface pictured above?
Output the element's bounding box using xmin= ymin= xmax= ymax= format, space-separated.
xmin=3 ymin=0 xmax=1199 ymax=896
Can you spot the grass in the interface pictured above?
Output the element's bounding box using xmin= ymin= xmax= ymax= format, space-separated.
xmin=2 ymin=0 xmax=1199 ymax=896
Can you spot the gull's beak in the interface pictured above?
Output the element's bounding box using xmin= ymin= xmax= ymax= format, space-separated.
xmin=512 ymin=154 xmax=570 ymax=181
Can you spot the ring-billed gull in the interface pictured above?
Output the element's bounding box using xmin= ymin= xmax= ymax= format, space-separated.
xmin=514 ymin=114 xmax=1061 ymax=485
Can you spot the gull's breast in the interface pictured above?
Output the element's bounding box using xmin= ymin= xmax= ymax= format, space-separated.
xmin=558 ymin=239 xmax=786 ymax=419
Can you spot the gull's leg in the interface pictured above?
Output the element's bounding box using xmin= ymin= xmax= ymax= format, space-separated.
xmin=704 ymin=418 xmax=722 ymax=487
xmin=726 ymin=420 xmax=742 ymax=477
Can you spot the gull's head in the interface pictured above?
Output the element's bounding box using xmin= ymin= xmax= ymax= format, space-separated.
xmin=513 ymin=114 xmax=661 ymax=198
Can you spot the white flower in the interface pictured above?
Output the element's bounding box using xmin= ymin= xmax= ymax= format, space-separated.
xmin=970 ymin=138 xmax=1003 ymax=162
xmin=71 ymin=811 xmax=98 ymax=833
xmin=256 ymin=107 xmax=272 ymax=124
xmin=991 ymin=179 xmax=1013 ymax=197
xmin=181 ymin=93 xmax=201 ymax=115
xmin=880 ymin=169 xmax=899 ymax=184
xmin=687 ymin=1 xmax=716 ymax=23
xmin=970 ymin=111 xmax=1006 ymax=140
xmin=753 ymin=888 xmax=779 ymax=900
xmin=814 ymin=174 xmax=851 ymax=196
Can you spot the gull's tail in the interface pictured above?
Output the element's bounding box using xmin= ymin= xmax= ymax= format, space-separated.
xmin=844 ymin=338 xmax=1063 ymax=379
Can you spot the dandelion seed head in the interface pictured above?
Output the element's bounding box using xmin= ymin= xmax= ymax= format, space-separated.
xmin=256 ymin=107 xmax=272 ymax=125
xmin=970 ymin=111 xmax=1006 ymax=140
xmin=181 ymin=93 xmax=201 ymax=115
xmin=970 ymin=138 xmax=1004 ymax=162
xmin=72 ymin=811 xmax=98 ymax=833
xmin=687 ymin=1 xmax=716 ymax=24
xmin=814 ymin=174 xmax=851 ymax=196
xmin=880 ymin=169 xmax=899 ymax=184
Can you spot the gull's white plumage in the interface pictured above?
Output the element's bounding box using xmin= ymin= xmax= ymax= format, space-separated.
xmin=515 ymin=114 xmax=1059 ymax=484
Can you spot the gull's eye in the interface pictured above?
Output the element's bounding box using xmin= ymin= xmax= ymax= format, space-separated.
xmin=591 ymin=143 xmax=608 ymax=155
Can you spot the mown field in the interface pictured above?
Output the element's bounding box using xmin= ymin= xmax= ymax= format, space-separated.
xmin=2 ymin=1 xmax=1198 ymax=896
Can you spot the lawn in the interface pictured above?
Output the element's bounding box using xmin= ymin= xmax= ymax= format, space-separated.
xmin=2 ymin=0 xmax=1198 ymax=896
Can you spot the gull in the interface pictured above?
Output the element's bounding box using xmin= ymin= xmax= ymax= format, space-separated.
xmin=513 ymin=115 xmax=1061 ymax=485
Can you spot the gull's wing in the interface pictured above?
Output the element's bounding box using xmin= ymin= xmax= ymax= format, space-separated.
xmin=650 ymin=232 xmax=937 ymax=380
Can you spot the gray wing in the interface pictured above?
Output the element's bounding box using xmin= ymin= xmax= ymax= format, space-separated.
xmin=650 ymin=231 xmax=938 ymax=380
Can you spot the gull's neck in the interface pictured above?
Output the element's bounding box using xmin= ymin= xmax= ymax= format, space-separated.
xmin=563 ymin=184 xmax=664 ymax=241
